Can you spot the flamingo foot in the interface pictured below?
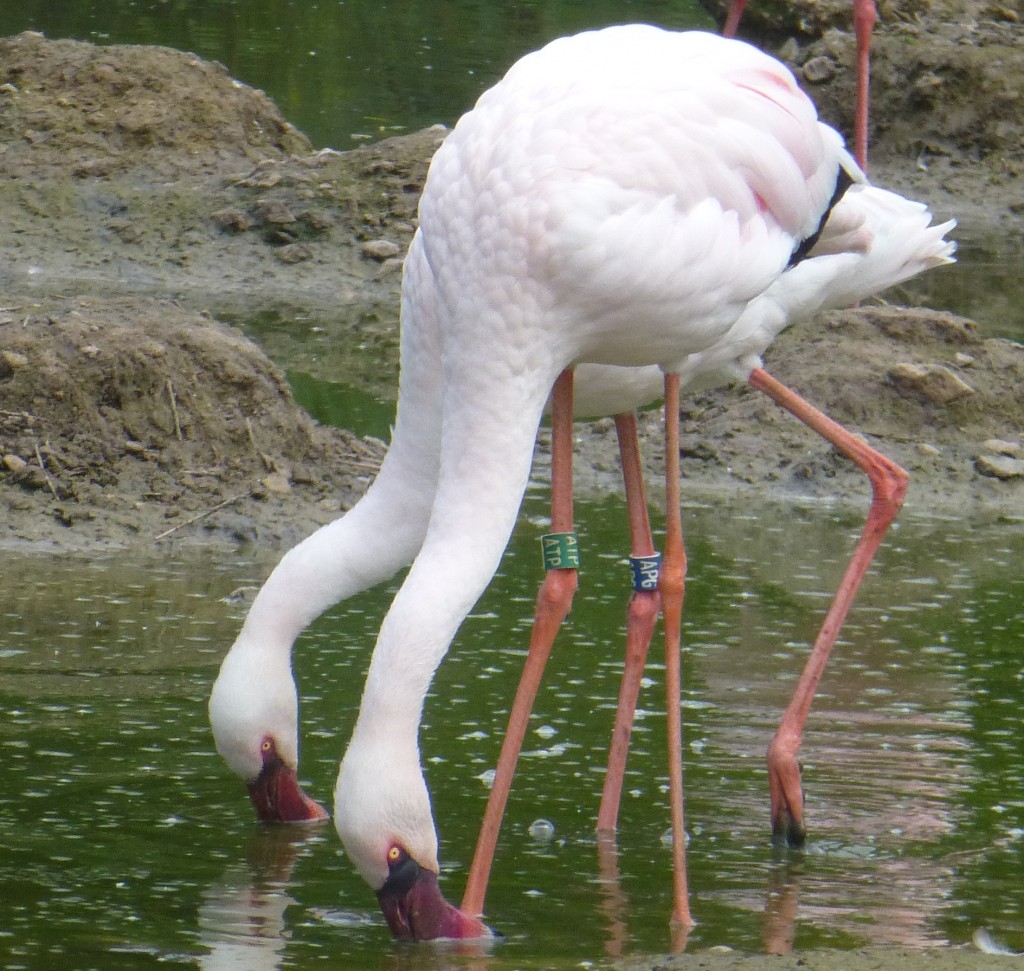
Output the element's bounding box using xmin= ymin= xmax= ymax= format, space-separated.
xmin=767 ymin=735 xmax=806 ymax=848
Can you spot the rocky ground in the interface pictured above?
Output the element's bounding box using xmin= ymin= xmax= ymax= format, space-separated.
xmin=1 ymin=1 xmax=1022 ymax=552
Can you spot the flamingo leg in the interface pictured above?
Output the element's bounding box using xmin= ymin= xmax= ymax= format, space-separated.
xmin=747 ymin=367 xmax=908 ymax=846
xmin=461 ymin=369 xmax=579 ymax=918
xmin=661 ymin=373 xmax=693 ymax=927
xmin=596 ymin=413 xmax=661 ymax=833
xmin=721 ymin=0 xmax=746 ymax=38
xmin=853 ymin=0 xmax=877 ymax=171
xmin=721 ymin=0 xmax=877 ymax=171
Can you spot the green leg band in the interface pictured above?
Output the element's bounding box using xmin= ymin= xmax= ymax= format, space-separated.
xmin=541 ymin=531 xmax=580 ymax=570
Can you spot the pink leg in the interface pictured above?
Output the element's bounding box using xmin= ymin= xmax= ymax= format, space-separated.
xmin=461 ymin=369 xmax=578 ymax=918
xmin=853 ymin=0 xmax=877 ymax=171
xmin=722 ymin=0 xmax=746 ymax=38
xmin=661 ymin=373 xmax=693 ymax=927
xmin=747 ymin=367 xmax=908 ymax=845
xmin=596 ymin=413 xmax=661 ymax=833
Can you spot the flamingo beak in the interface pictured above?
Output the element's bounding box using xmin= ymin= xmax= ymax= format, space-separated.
xmin=247 ymin=738 xmax=330 ymax=823
xmin=376 ymin=853 xmax=492 ymax=941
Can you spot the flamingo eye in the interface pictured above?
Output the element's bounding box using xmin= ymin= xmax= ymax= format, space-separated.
xmin=261 ymin=738 xmax=273 ymax=753
xmin=387 ymin=845 xmax=404 ymax=864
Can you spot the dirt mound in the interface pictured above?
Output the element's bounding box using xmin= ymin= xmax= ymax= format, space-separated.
xmin=797 ymin=16 xmax=1024 ymax=164
xmin=0 ymin=30 xmax=311 ymax=181
xmin=0 ymin=296 xmax=384 ymax=547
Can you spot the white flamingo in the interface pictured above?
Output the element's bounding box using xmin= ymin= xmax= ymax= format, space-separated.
xmin=209 ymin=25 xmax=954 ymax=941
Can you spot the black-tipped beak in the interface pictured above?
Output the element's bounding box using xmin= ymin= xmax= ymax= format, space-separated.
xmin=376 ymin=853 xmax=492 ymax=941
xmin=247 ymin=738 xmax=329 ymax=823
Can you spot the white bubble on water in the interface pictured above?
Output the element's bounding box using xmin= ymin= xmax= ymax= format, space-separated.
xmin=528 ymin=818 xmax=555 ymax=841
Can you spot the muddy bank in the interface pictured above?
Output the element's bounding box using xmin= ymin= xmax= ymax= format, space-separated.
xmin=0 ymin=295 xmax=385 ymax=548
xmin=1 ymin=5 xmax=1023 ymax=551
xmin=552 ymin=304 xmax=1024 ymax=520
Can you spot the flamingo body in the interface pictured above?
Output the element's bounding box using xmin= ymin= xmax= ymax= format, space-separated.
xmin=209 ymin=25 xmax=954 ymax=940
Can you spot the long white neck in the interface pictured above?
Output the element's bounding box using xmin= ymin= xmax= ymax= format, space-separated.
xmin=333 ymin=363 xmax=557 ymax=884
xmin=348 ymin=359 xmax=556 ymax=747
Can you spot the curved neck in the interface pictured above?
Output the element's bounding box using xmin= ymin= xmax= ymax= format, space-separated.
xmin=239 ymin=441 xmax=436 ymax=655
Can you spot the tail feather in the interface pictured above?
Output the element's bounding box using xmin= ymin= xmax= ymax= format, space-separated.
xmin=809 ymin=184 xmax=956 ymax=308
xmin=571 ymin=184 xmax=956 ymax=409
xmin=673 ymin=186 xmax=956 ymax=390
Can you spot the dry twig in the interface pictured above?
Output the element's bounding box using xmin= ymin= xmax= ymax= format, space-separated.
xmin=33 ymin=442 xmax=59 ymax=499
xmin=166 ymin=379 xmax=184 ymax=442
xmin=154 ymin=490 xmax=251 ymax=542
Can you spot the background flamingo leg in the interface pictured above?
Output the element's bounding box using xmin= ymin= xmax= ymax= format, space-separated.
xmin=747 ymin=367 xmax=908 ymax=846
xmin=596 ymin=413 xmax=661 ymax=834
xmin=661 ymin=373 xmax=693 ymax=928
xmin=722 ymin=0 xmax=746 ymax=38
xmin=461 ymin=369 xmax=579 ymax=918
xmin=853 ymin=0 xmax=878 ymax=170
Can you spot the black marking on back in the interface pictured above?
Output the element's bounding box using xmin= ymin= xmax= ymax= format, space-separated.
xmin=787 ymin=164 xmax=856 ymax=268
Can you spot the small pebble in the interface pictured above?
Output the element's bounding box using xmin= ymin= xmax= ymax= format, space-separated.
xmin=361 ymin=239 xmax=401 ymax=261
xmin=261 ymin=472 xmax=291 ymax=494
xmin=982 ymin=438 xmax=1024 ymax=458
xmin=888 ymin=362 xmax=975 ymax=404
xmin=2 ymin=350 xmax=29 ymax=368
xmin=275 ymin=243 xmax=314 ymax=264
xmin=975 ymin=453 xmax=1024 ymax=480
xmin=3 ymin=454 xmax=28 ymax=473
xmin=802 ymin=55 xmax=835 ymax=83
xmin=254 ymin=199 xmax=296 ymax=224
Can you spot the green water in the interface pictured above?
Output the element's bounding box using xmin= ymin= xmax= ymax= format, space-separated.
xmin=0 ymin=0 xmax=714 ymax=148
xmin=2 ymin=498 xmax=1023 ymax=968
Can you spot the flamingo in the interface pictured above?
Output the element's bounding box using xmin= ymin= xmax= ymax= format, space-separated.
xmin=209 ymin=25 xmax=955 ymax=941
xmin=723 ymin=0 xmax=877 ymax=170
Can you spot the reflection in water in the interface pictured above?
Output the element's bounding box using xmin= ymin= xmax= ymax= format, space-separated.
xmin=198 ymin=828 xmax=313 ymax=971
xmin=762 ymin=858 xmax=800 ymax=955
xmin=596 ymin=832 xmax=630 ymax=957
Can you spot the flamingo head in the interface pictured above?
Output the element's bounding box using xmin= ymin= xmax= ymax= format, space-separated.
xmin=334 ymin=734 xmax=492 ymax=941
xmin=208 ymin=636 xmax=329 ymax=823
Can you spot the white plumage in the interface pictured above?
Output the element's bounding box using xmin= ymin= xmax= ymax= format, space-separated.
xmin=209 ymin=25 xmax=954 ymax=940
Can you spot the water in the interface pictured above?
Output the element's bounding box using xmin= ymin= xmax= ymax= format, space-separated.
xmin=1 ymin=1 xmax=1023 ymax=965
xmin=0 ymin=0 xmax=714 ymax=148
xmin=2 ymin=502 xmax=1023 ymax=967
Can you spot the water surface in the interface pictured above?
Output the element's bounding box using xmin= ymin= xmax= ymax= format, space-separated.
xmin=2 ymin=499 xmax=1022 ymax=968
